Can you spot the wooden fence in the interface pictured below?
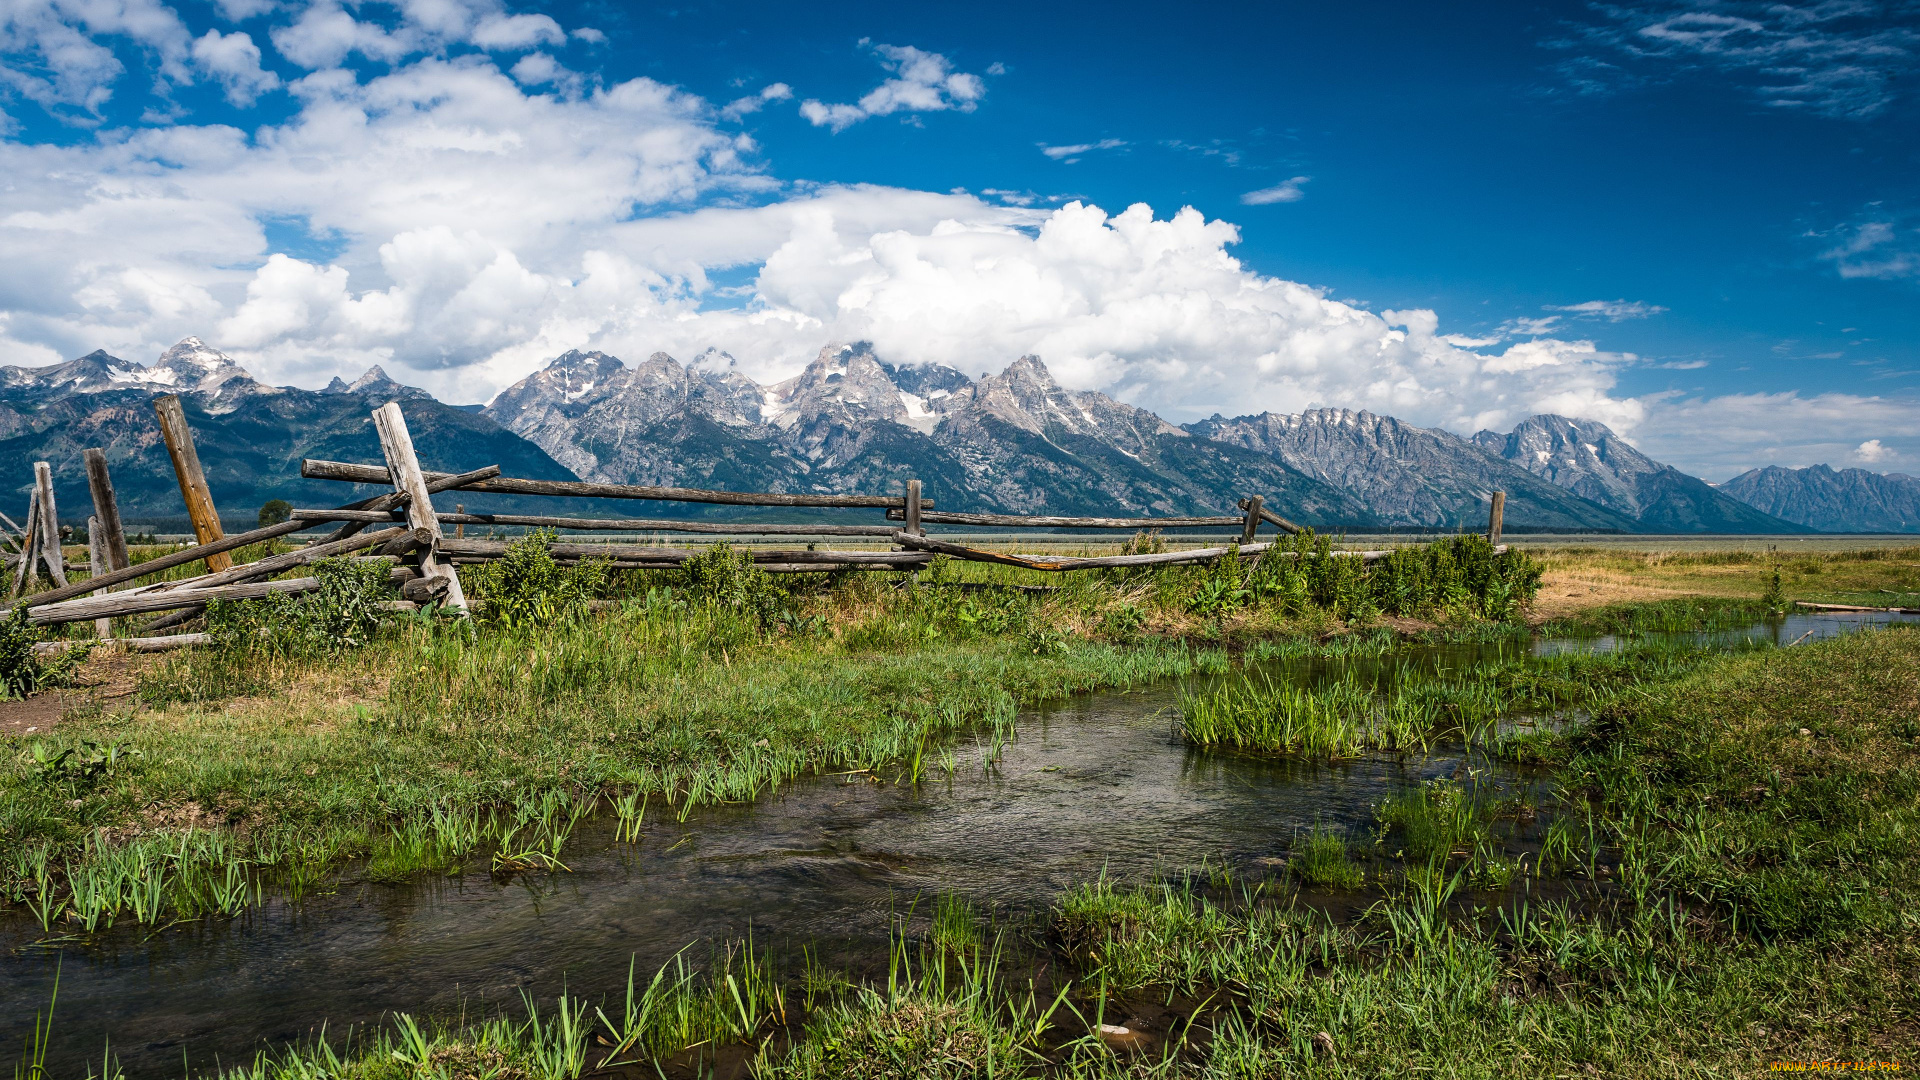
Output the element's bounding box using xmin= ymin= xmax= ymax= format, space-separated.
xmin=5 ymin=399 xmax=1508 ymax=647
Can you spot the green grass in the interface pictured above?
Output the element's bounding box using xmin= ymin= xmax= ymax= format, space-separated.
xmin=18 ymin=620 xmax=1918 ymax=1076
xmin=1 ymin=593 xmax=1212 ymax=928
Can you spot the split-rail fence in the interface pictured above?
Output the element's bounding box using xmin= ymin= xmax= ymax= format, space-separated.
xmin=5 ymin=399 xmax=1509 ymax=650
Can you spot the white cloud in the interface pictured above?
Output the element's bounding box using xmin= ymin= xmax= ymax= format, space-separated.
xmin=190 ymin=28 xmax=279 ymax=104
xmin=1633 ymin=390 xmax=1919 ymax=478
xmin=720 ymin=81 xmax=792 ymax=121
xmin=1547 ymin=298 xmax=1668 ymax=319
xmin=469 ymin=12 xmax=564 ymax=51
xmin=1854 ymin=438 xmax=1889 ymax=462
xmin=0 ymin=0 xmax=194 ymax=113
xmin=1038 ymin=138 xmax=1125 ymax=162
xmin=1240 ymin=176 xmax=1309 ymax=205
xmin=0 ymin=0 xmax=1900 ymax=479
xmin=1565 ymin=2 xmax=1920 ymax=118
xmin=798 ymin=42 xmax=987 ymax=132
xmin=1818 ymin=218 xmax=1918 ymax=279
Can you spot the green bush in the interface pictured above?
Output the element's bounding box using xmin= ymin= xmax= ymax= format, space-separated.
xmin=1246 ymin=531 xmax=1542 ymax=621
xmin=257 ymin=499 xmax=292 ymax=528
xmin=467 ymin=530 xmax=607 ymax=630
xmin=205 ymin=554 xmax=394 ymax=654
xmin=0 ymin=607 xmax=89 ymax=699
xmin=680 ymin=542 xmax=790 ymax=625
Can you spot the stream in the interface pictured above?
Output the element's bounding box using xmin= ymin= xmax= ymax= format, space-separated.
xmin=3 ymin=612 xmax=1914 ymax=1076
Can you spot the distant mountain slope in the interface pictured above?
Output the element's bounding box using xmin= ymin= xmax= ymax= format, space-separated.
xmin=1471 ymin=415 xmax=1810 ymax=534
xmin=1719 ymin=465 xmax=1920 ymax=533
xmin=1187 ymin=409 xmax=1636 ymax=531
xmin=1 ymin=339 xmax=577 ymax=528
xmin=487 ymin=343 xmax=1371 ymax=523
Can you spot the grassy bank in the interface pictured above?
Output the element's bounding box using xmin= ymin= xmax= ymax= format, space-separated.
xmin=45 ymin=623 xmax=1905 ymax=1078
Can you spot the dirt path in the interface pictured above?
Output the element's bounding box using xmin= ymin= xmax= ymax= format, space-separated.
xmin=0 ymin=648 xmax=143 ymax=738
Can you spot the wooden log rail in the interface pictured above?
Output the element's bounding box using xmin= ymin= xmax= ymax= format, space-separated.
xmin=301 ymin=459 xmax=938 ymax=510
xmin=885 ymin=509 xmax=1246 ymax=529
xmin=890 ymin=533 xmax=1504 ymax=572
xmin=21 ymin=565 xmax=414 ymax=627
xmin=292 ymin=508 xmax=900 ymax=537
xmin=3 ymin=467 xmax=496 ymax=614
xmin=437 ymin=537 xmax=931 ymax=568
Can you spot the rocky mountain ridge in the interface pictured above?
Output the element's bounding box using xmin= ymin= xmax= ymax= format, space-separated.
xmin=1471 ymin=415 xmax=1807 ymax=534
xmin=0 ymin=337 xmax=1873 ymax=533
xmin=1719 ymin=465 xmax=1920 ymax=533
xmin=1 ymin=341 xmax=576 ymax=526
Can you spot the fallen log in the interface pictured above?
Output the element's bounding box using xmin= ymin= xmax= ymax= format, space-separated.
xmin=301 ymin=459 xmax=935 ymax=510
xmin=1793 ymin=600 xmax=1920 ymax=614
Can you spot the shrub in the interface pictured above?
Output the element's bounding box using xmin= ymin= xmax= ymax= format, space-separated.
xmin=467 ymin=529 xmax=607 ymax=630
xmin=257 ymin=499 xmax=292 ymax=528
xmin=1 ymin=607 xmax=90 ymax=699
xmin=680 ymin=542 xmax=790 ymax=625
xmin=206 ymin=554 xmax=394 ymax=654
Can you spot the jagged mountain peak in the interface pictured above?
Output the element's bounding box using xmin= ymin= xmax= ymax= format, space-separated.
xmin=1720 ymin=465 xmax=1920 ymax=533
xmin=1474 ymin=413 xmax=1806 ymax=533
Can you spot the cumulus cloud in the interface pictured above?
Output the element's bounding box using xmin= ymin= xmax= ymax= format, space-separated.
xmin=1240 ymin=176 xmax=1309 ymax=205
xmin=1547 ymin=298 xmax=1668 ymax=320
xmin=190 ymin=28 xmax=279 ymax=104
xmin=1854 ymin=438 xmax=1890 ymax=463
xmin=1633 ymin=391 xmax=1918 ymax=478
xmin=0 ymin=0 xmax=1899 ymax=477
xmin=0 ymin=0 xmax=194 ymax=113
xmin=799 ymin=42 xmax=987 ymax=132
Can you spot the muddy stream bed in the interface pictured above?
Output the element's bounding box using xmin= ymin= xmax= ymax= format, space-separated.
xmin=3 ymin=612 xmax=1913 ymax=1076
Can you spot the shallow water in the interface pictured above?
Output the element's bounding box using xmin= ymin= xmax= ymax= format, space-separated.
xmin=1530 ymin=608 xmax=1920 ymax=655
xmin=4 ymin=614 xmax=1912 ymax=1076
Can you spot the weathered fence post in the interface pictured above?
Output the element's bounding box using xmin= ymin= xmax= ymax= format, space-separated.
xmin=153 ymin=394 xmax=233 ymax=572
xmin=32 ymin=462 xmax=69 ymax=589
xmin=904 ymin=479 xmax=922 ymax=536
xmin=83 ymin=448 xmax=131 ymax=572
xmin=1240 ymin=495 xmax=1263 ymax=544
xmin=88 ymin=517 xmax=112 ymax=639
xmin=8 ymin=488 xmax=39 ymax=599
xmin=370 ymin=402 xmax=468 ymax=613
xmin=1487 ymin=490 xmax=1505 ymax=545
xmin=454 ymin=503 xmax=465 ymax=539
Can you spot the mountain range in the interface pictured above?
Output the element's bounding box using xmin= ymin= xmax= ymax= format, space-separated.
xmin=1720 ymin=465 xmax=1920 ymax=533
xmin=0 ymin=337 xmax=1888 ymax=534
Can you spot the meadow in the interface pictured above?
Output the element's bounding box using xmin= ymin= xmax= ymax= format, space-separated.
xmin=3 ymin=533 xmax=1917 ymax=1077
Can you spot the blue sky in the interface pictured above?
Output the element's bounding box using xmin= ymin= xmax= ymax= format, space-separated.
xmin=1 ymin=0 xmax=1915 ymax=477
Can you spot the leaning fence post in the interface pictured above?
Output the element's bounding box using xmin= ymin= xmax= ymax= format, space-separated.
xmin=1240 ymin=495 xmax=1263 ymax=545
xmin=904 ymin=479 xmax=922 ymax=536
xmin=1487 ymin=490 xmax=1505 ymax=544
xmin=32 ymin=462 xmax=69 ymax=589
xmin=371 ymin=402 xmax=468 ymax=613
xmin=83 ymin=448 xmax=131 ymax=573
xmin=9 ymin=487 xmax=39 ymax=599
xmin=153 ymin=394 xmax=232 ymax=572
xmin=88 ymin=517 xmax=112 ymax=640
